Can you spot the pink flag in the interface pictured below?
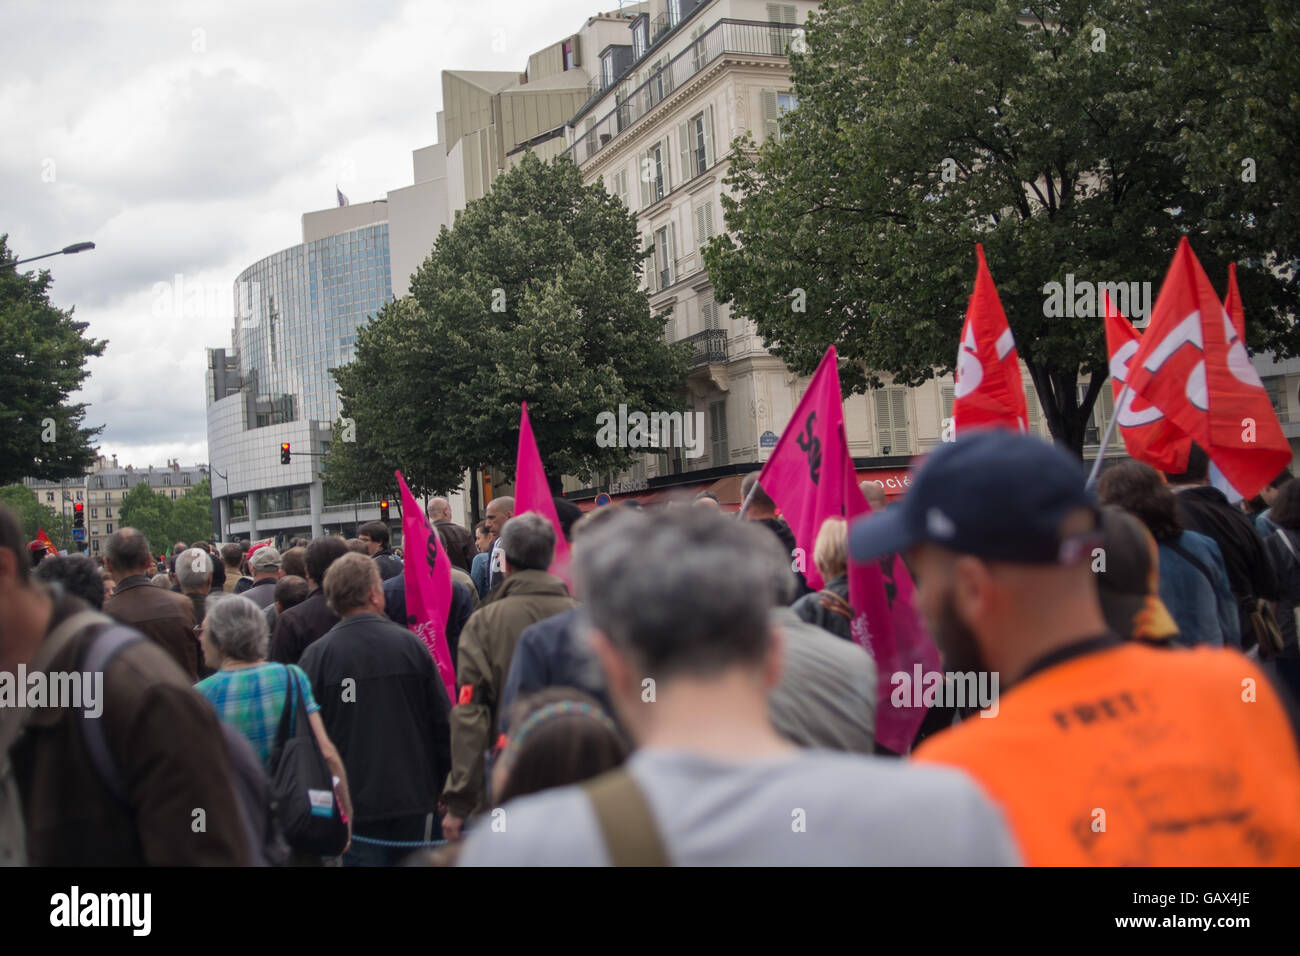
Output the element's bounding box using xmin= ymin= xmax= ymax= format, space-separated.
xmin=758 ymin=345 xmax=939 ymax=753
xmin=396 ymin=470 xmax=456 ymax=702
xmin=513 ymin=402 xmax=572 ymax=587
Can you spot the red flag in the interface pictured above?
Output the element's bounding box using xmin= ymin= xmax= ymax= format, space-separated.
xmin=757 ymin=345 xmax=940 ymax=752
xmin=1127 ymin=239 xmax=1288 ymax=500
xmin=952 ymin=244 xmax=1028 ymax=434
xmin=513 ymin=402 xmax=572 ymax=587
xmin=1103 ymin=292 xmax=1192 ymax=474
xmin=35 ymin=528 xmax=57 ymax=556
xmin=1207 ymin=264 xmax=1290 ymax=500
xmin=395 ymin=470 xmax=456 ymax=702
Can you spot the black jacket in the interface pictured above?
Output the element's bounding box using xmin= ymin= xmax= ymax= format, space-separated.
xmin=373 ymin=549 xmax=403 ymax=582
xmin=1175 ymin=485 xmax=1279 ymax=647
xmin=269 ymin=590 xmax=338 ymax=665
xmin=298 ymin=612 xmax=452 ymax=825
xmin=498 ymin=608 xmax=615 ymax=733
xmin=790 ymin=573 xmax=854 ymax=642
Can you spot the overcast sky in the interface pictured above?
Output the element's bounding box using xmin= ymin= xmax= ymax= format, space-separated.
xmin=3 ymin=0 xmax=612 ymax=469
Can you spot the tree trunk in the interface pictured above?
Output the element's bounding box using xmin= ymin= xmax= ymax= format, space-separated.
xmin=1025 ymin=359 xmax=1108 ymax=459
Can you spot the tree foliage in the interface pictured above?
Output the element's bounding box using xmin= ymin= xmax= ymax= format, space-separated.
xmin=328 ymin=151 xmax=690 ymax=496
xmin=118 ymin=477 xmax=213 ymax=552
xmin=0 ymin=234 xmax=106 ymax=483
xmin=704 ymin=0 xmax=1300 ymax=453
xmin=0 ymin=485 xmax=69 ymax=551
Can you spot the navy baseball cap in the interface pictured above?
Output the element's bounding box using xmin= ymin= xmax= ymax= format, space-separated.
xmin=849 ymin=430 xmax=1100 ymax=565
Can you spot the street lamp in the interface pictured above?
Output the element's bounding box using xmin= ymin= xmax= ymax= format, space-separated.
xmin=4 ymin=241 xmax=96 ymax=269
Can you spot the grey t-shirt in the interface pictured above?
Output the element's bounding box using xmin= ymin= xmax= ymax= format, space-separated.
xmin=458 ymin=747 xmax=1021 ymax=866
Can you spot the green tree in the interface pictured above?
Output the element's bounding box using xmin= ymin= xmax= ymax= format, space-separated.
xmin=704 ymin=0 xmax=1299 ymax=454
xmin=168 ymin=477 xmax=214 ymax=544
xmin=0 ymin=485 xmax=68 ymax=551
xmin=117 ymin=482 xmax=173 ymax=555
xmin=328 ymin=151 xmax=690 ymax=496
xmin=0 ymin=235 xmax=106 ymax=483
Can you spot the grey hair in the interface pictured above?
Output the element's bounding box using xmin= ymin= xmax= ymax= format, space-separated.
xmin=176 ymin=547 xmax=214 ymax=590
xmin=500 ymin=512 xmax=556 ymax=572
xmin=205 ymin=593 xmax=270 ymax=662
xmin=572 ymin=508 xmax=790 ymax=679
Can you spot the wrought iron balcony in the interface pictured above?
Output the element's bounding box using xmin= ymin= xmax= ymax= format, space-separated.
xmin=684 ymin=328 xmax=728 ymax=368
xmin=564 ymin=19 xmax=799 ymax=165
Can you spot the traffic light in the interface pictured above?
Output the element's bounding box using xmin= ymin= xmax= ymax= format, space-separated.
xmin=280 ymin=442 xmax=291 ymax=465
xmin=379 ymin=500 xmax=390 ymax=522
xmin=73 ymin=502 xmax=84 ymax=530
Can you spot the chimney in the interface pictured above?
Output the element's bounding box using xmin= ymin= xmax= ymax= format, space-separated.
xmin=111 ymin=454 xmax=118 ymax=469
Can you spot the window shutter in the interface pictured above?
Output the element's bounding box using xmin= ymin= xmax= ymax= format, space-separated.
xmin=889 ymin=388 xmax=911 ymax=454
xmin=941 ymin=384 xmax=955 ymax=422
xmin=695 ymin=200 xmax=715 ymax=246
xmin=761 ymin=90 xmax=780 ymax=142
xmin=701 ymin=292 xmax=718 ymax=330
xmin=639 ymin=150 xmax=652 ymax=207
xmin=1026 ymin=385 xmax=1043 ymax=435
xmin=679 ymin=121 xmax=692 ymax=183
xmin=661 ymin=137 xmax=672 ymax=193
xmin=1096 ymin=385 xmax=1116 ymax=446
xmin=710 ymin=400 xmax=729 ymax=465
xmin=668 ymin=220 xmax=678 ymax=286
xmin=703 ymin=104 xmax=715 ymax=167
xmin=873 ymin=390 xmax=893 ymax=455
xmin=644 ymin=232 xmax=656 ymax=293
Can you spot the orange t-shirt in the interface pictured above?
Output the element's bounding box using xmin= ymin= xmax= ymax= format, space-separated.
xmin=914 ymin=642 xmax=1300 ymax=865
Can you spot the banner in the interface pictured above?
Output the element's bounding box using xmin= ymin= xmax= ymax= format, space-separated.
xmin=953 ymin=244 xmax=1028 ymax=434
xmin=513 ymin=401 xmax=572 ymax=587
xmin=395 ymin=470 xmax=456 ymax=702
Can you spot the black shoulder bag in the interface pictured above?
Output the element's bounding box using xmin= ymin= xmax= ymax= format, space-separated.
xmin=269 ymin=667 xmax=348 ymax=856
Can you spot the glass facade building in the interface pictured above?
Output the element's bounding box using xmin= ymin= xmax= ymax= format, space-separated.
xmin=206 ymin=222 xmax=393 ymax=542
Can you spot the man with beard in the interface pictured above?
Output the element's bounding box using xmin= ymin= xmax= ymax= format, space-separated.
xmin=848 ymin=430 xmax=1300 ymax=866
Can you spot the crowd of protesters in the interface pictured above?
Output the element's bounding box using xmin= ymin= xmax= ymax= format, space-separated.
xmin=5 ymin=431 xmax=1300 ymax=866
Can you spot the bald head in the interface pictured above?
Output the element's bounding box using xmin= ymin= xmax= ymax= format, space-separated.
xmin=485 ymin=496 xmax=515 ymax=536
xmin=427 ymin=497 xmax=452 ymax=522
xmin=860 ymin=481 xmax=887 ymax=511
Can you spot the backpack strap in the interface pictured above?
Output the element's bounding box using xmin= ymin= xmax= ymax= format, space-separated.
xmin=1165 ymin=539 xmax=1217 ymax=590
xmin=583 ymin=769 xmax=669 ymax=867
xmin=77 ymin=626 xmax=144 ymax=804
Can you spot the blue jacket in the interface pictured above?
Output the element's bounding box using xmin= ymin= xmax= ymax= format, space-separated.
xmin=470 ymin=551 xmax=492 ymax=600
xmin=1158 ymin=530 xmax=1240 ymax=648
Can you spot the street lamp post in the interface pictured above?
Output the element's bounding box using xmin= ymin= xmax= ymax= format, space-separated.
xmin=4 ymin=242 xmax=96 ymax=269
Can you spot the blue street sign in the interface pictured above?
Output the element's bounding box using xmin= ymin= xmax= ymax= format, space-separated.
xmin=595 ymin=493 xmax=612 ymax=507
xmin=71 ymin=528 xmax=86 ymax=542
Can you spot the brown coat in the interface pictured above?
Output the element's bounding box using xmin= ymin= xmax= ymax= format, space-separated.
xmin=104 ymin=574 xmax=199 ymax=681
xmin=9 ymin=593 xmax=249 ymax=865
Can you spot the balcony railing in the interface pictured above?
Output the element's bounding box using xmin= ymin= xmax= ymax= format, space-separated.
xmin=564 ymin=19 xmax=798 ymax=165
xmin=684 ymin=328 xmax=728 ymax=368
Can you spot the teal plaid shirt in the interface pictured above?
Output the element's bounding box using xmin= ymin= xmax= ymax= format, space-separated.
xmin=197 ymin=662 xmax=321 ymax=769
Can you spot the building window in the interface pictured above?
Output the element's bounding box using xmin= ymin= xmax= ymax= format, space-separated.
xmin=768 ymin=3 xmax=798 ymax=54
xmin=700 ymin=291 xmax=719 ymax=330
xmin=563 ymin=40 xmax=575 ymax=70
xmin=874 ymin=387 xmax=911 ymax=456
xmin=45 ymin=491 xmax=54 ymax=502
xmin=76 ymin=490 xmax=84 ymax=501
xmin=172 ymin=489 xmax=178 ymax=499
xmin=694 ymin=200 xmax=715 ymax=252
xmin=92 ymin=540 xmax=99 ymax=553
xmin=668 ymin=0 xmax=683 ymax=28
xmin=633 ymin=19 xmax=648 ymax=59
xmin=106 ymin=523 xmax=113 ymax=534
xmin=105 ymin=491 xmax=111 ymax=502
xmin=1264 ymin=375 xmax=1291 ymax=424
xmin=601 ymin=52 xmax=615 ymax=88
xmin=641 ymin=141 xmax=668 ymax=205
xmin=91 ymin=508 xmax=98 ymax=519
xmin=709 ymin=400 xmax=729 ymax=466
xmin=680 ymin=108 xmax=714 ymax=180
xmin=105 ymin=507 xmax=112 ymax=518
xmin=761 ymin=90 xmax=799 ymax=143
xmin=654 ymin=224 xmax=676 ymax=289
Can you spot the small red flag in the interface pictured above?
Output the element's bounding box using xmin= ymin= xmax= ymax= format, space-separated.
xmin=952 ymin=244 xmax=1028 ymax=435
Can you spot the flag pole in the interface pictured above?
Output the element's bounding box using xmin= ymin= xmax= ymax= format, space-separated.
xmin=736 ymin=474 xmax=760 ymax=519
xmin=1085 ymin=381 xmax=1130 ymax=488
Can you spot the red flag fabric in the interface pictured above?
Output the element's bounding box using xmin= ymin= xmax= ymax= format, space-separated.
xmin=1126 ymin=238 xmax=1288 ymax=501
xmin=758 ymin=345 xmax=940 ymax=752
xmin=395 ymin=470 xmax=456 ymax=702
xmin=952 ymin=244 xmax=1028 ymax=434
xmin=1103 ymin=292 xmax=1192 ymax=474
xmin=1207 ymin=264 xmax=1290 ymax=500
xmin=513 ymin=402 xmax=572 ymax=587
xmin=35 ymin=528 xmax=57 ymax=556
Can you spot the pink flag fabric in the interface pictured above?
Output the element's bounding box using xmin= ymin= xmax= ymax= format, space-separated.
xmin=513 ymin=402 xmax=572 ymax=587
xmin=758 ymin=346 xmax=939 ymax=753
xmin=396 ymin=470 xmax=456 ymax=702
